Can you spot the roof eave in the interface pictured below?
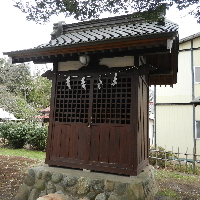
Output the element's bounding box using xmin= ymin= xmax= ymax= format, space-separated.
xmin=4 ymin=31 xmax=178 ymax=64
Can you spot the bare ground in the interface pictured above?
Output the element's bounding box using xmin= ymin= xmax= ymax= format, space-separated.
xmin=0 ymin=155 xmax=43 ymax=200
xmin=154 ymin=169 xmax=200 ymax=200
xmin=0 ymin=154 xmax=200 ymax=200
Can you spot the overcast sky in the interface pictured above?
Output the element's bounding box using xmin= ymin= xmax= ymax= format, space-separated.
xmin=0 ymin=1 xmax=200 ymax=58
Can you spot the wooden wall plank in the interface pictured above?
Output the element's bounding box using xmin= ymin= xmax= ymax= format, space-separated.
xmin=59 ymin=124 xmax=71 ymax=158
xmin=89 ymin=126 xmax=100 ymax=162
xmin=109 ymin=126 xmax=120 ymax=164
xmin=99 ymin=126 xmax=110 ymax=163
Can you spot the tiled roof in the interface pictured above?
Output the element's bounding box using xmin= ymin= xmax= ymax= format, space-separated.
xmin=40 ymin=106 xmax=50 ymax=113
xmin=35 ymin=115 xmax=49 ymax=119
xmin=179 ymin=32 xmax=200 ymax=43
xmin=36 ymin=15 xmax=178 ymax=49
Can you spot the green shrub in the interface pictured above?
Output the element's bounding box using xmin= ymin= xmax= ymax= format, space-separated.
xmin=0 ymin=122 xmax=16 ymax=146
xmin=0 ymin=122 xmax=27 ymax=148
xmin=0 ymin=121 xmax=48 ymax=150
xmin=27 ymin=125 xmax=48 ymax=151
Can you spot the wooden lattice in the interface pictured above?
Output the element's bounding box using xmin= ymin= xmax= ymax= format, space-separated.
xmin=55 ymin=76 xmax=131 ymax=124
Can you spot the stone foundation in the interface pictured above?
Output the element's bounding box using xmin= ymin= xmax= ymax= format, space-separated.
xmin=14 ymin=165 xmax=158 ymax=200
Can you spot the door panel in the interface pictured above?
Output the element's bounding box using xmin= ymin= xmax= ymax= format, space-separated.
xmin=89 ymin=125 xmax=132 ymax=167
xmin=51 ymin=124 xmax=89 ymax=162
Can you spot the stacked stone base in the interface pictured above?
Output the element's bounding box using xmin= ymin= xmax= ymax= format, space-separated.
xmin=15 ymin=165 xmax=158 ymax=200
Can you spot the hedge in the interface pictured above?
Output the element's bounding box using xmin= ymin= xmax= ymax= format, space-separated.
xmin=0 ymin=121 xmax=48 ymax=150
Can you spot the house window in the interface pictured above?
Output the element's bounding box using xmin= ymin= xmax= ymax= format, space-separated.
xmin=195 ymin=121 xmax=200 ymax=139
xmin=194 ymin=66 xmax=200 ymax=83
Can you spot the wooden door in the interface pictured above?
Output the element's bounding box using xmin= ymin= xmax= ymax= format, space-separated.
xmin=88 ymin=76 xmax=135 ymax=174
xmin=46 ymin=73 xmax=137 ymax=175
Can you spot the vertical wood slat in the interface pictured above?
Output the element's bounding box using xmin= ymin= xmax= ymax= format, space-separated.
xmin=77 ymin=125 xmax=89 ymax=163
xmin=46 ymin=75 xmax=57 ymax=161
xmin=130 ymin=69 xmax=139 ymax=171
xmin=52 ymin=124 xmax=62 ymax=158
xmin=109 ymin=126 xmax=120 ymax=164
xmin=137 ymin=75 xmax=149 ymax=165
xmin=59 ymin=124 xmax=71 ymax=158
xmin=99 ymin=126 xmax=110 ymax=163
xmin=89 ymin=125 xmax=100 ymax=162
xmin=118 ymin=126 xmax=131 ymax=165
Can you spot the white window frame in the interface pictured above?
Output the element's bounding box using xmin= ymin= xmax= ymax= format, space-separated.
xmin=194 ymin=66 xmax=200 ymax=84
xmin=195 ymin=121 xmax=200 ymax=139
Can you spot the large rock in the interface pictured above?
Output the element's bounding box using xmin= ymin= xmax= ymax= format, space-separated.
xmin=15 ymin=184 xmax=29 ymax=200
xmin=24 ymin=174 xmax=35 ymax=186
xmin=95 ymin=193 xmax=106 ymax=200
xmin=34 ymin=180 xmax=46 ymax=191
xmin=52 ymin=173 xmax=63 ymax=184
xmin=28 ymin=188 xmax=40 ymax=200
xmin=62 ymin=175 xmax=78 ymax=187
xmin=77 ymin=177 xmax=90 ymax=195
xmin=91 ymin=179 xmax=104 ymax=192
xmin=37 ymin=193 xmax=71 ymax=200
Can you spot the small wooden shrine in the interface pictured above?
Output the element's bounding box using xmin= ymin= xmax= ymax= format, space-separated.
xmin=4 ymin=14 xmax=178 ymax=176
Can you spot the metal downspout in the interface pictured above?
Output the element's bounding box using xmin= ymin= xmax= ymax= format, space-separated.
xmin=191 ymin=39 xmax=196 ymax=153
xmin=154 ymin=85 xmax=156 ymax=148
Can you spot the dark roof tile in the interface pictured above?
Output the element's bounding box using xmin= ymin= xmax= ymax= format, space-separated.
xmin=35 ymin=17 xmax=178 ymax=50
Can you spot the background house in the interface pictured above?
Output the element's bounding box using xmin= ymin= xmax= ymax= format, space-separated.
xmin=149 ymin=102 xmax=155 ymax=146
xmin=155 ymin=32 xmax=200 ymax=157
xmin=35 ymin=106 xmax=50 ymax=125
xmin=0 ymin=108 xmax=17 ymax=122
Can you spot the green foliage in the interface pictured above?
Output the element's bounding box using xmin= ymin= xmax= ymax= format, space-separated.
xmin=0 ymin=58 xmax=31 ymax=95
xmin=0 ymin=122 xmax=27 ymax=148
xmin=27 ymin=75 xmax=51 ymax=109
xmin=0 ymin=89 xmax=38 ymax=120
xmin=12 ymin=0 xmax=200 ymax=24
xmin=149 ymin=146 xmax=174 ymax=167
xmin=156 ymin=189 xmax=178 ymax=199
xmin=27 ymin=125 xmax=48 ymax=151
xmin=0 ymin=122 xmax=48 ymax=150
xmin=0 ymin=58 xmax=51 ymax=119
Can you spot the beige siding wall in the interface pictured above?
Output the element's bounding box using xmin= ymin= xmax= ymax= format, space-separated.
xmin=156 ymin=36 xmax=200 ymax=158
xmin=193 ymin=37 xmax=200 ymax=48
xmin=179 ymin=41 xmax=191 ymax=50
xmin=196 ymin=140 xmax=200 ymax=155
xmin=156 ymin=105 xmax=194 ymax=155
xmin=194 ymin=84 xmax=200 ymax=99
xmin=156 ymin=50 xmax=192 ymax=103
xmin=194 ymin=50 xmax=200 ymax=66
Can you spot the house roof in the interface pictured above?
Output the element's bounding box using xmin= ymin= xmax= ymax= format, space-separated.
xmin=180 ymin=32 xmax=200 ymax=43
xmin=39 ymin=106 xmax=50 ymax=113
xmin=35 ymin=115 xmax=49 ymax=119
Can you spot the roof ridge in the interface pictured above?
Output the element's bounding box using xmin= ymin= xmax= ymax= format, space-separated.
xmin=51 ymin=14 xmax=146 ymax=39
